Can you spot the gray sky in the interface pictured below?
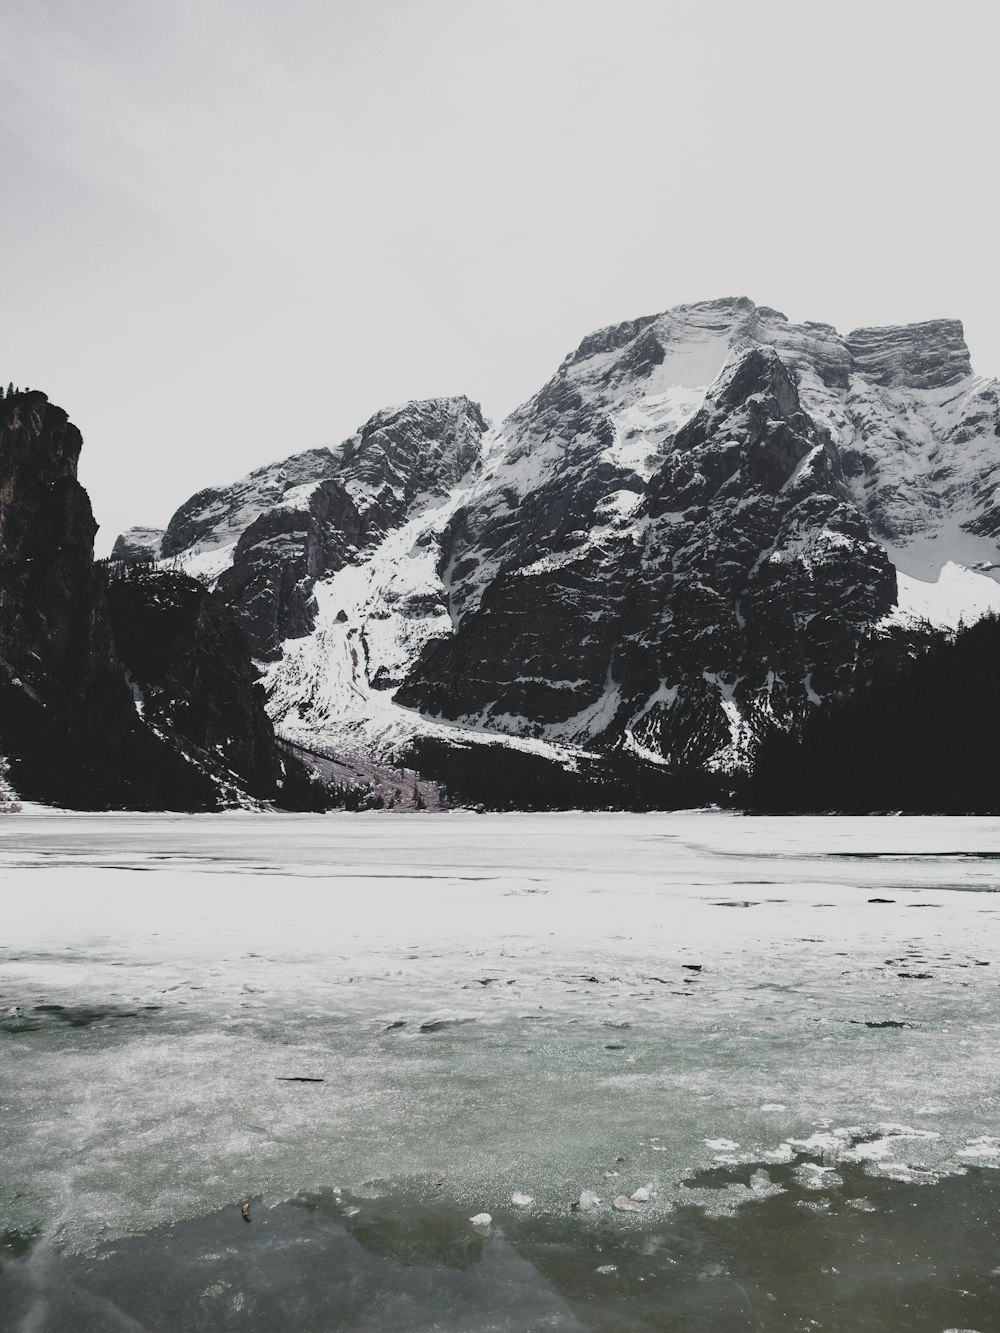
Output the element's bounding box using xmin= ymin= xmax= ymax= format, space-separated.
xmin=1 ymin=0 xmax=997 ymax=553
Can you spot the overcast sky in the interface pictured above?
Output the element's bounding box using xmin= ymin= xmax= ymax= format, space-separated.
xmin=1 ymin=0 xmax=997 ymax=552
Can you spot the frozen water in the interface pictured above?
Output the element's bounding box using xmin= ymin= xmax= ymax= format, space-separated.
xmin=3 ymin=809 xmax=1000 ymax=1326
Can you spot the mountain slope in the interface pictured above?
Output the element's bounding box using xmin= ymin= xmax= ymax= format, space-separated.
xmin=119 ymin=298 xmax=1000 ymax=777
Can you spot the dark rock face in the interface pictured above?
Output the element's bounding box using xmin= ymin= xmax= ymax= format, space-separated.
xmin=623 ymin=350 xmax=897 ymax=765
xmin=0 ymin=391 xmax=291 ymax=808
xmin=0 ymin=391 xmax=104 ymax=680
xmin=104 ymin=569 xmax=281 ymax=798
xmin=212 ymin=481 xmax=365 ymax=658
xmin=847 ymin=320 xmax=973 ymax=390
xmin=0 ymin=392 xmax=209 ymax=807
xmin=399 ymin=346 xmax=898 ymax=766
xmin=110 ymin=526 xmax=164 ymax=561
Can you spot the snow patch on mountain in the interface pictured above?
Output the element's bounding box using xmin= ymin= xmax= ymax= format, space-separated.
xmin=701 ymin=672 xmax=755 ymax=772
xmin=176 ymin=539 xmax=240 ymax=585
xmin=795 ymin=370 xmax=1000 ymax=567
xmin=260 ymin=494 xmax=459 ymax=736
xmin=259 ymin=487 xmax=591 ymax=767
xmin=882 ymin=563 xmax=1000 ymax=633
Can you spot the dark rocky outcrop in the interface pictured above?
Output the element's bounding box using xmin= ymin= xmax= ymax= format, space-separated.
xmin=0 ymin=391 xmax=210 ymax=807
xmin=0 ymin=390 xmax=310 ymax=808
xmin=622 ymin=348 xmax=898 ymax=765
xmin=110 ymin=526 xmax=164 ymax=561
xmin=212 ymin=481 xmax=365 ymax=658
xmin=103 ymin=567 xmax=282 ymax=799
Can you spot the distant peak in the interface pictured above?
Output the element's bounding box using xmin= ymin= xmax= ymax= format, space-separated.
xmin=111 ymin=527 xmax=164 ymax=562
xmin=349 ymin=394 xmax=487 ymax=442
xmin=676 ymin=295 xmax=785 ymax=318
xmin=567 ymin=315 xmax=661 ymax=366
xmin=332 ymin=394 xmax=488 ymax=507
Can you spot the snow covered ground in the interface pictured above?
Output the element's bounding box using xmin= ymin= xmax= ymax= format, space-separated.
xmin=887 ymin=561 xmax=1000 ymax=631
xmin=3 ymin=809 xmax=1000 ymax=1271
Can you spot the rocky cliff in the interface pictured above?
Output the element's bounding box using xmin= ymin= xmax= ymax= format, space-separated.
xmin=0 ymin=389 xmax=301 ymax=808
xmin=103 ymin=567 xmax=283 ymax=801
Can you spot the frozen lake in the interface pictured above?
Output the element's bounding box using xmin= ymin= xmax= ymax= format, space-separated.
xmin=2 ymin=811 xmax=1000 ymax=1330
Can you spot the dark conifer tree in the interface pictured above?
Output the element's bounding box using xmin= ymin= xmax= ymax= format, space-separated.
xmin=748 ymin=616 xmax=1000 ymax=813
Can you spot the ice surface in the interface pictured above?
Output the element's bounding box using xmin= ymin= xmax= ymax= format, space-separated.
xmin=3 ymin=811 xmax=1000 ymax=1260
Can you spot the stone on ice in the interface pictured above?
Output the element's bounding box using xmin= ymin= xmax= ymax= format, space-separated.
xmin=613 ymin=1195 xmax=643 ymax=1213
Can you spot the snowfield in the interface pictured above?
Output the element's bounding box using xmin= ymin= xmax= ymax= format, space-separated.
xmin=3 ymin=810 xmax=1000 ymax=1259
xmin=885 ymin=561 xmax=1000 ymax=632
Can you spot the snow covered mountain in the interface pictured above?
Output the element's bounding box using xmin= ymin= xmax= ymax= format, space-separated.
xmin=116 ymin=297 xmax=1000 ymax=773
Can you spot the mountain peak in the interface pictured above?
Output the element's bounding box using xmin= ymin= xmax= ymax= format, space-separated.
xmin=111 ymin=526 xmax=164 ymax=561
xmin=336 ymin=395 xmax=487 ymax=511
